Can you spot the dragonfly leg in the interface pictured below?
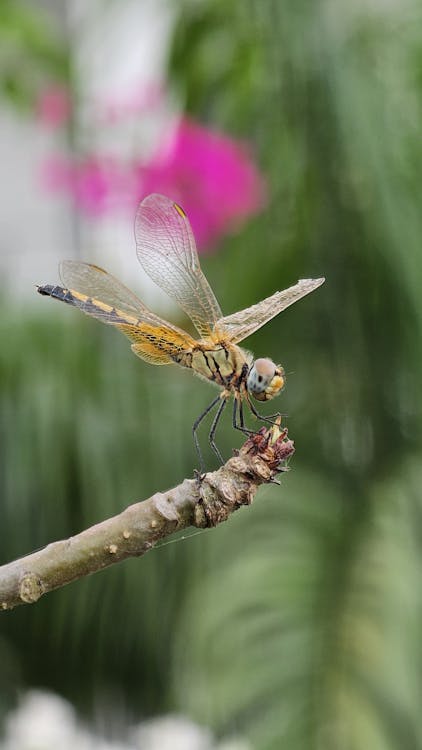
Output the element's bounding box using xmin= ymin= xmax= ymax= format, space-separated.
xmin=193 ymin=394 xmax=222 ymax=471
xmin=208 ymin=397 xmax=228 ymax=465
xmin=247 ymin=397 xmax=286 ymax=425
xmin=232 ymin=397 xmax=255 ymax=436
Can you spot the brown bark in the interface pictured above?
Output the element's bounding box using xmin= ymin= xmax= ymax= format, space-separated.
xmin=0 ymin=425 xmax=294 ymax=612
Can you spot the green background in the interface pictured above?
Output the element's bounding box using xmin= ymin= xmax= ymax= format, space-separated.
xmin=1 ymin=1 xmax=421 ymax=748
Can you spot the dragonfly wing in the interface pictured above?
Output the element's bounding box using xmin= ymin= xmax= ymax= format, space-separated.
xmin=116 ymin=323 xmax=197 ymax=365
xmin=135 ymin=194 xmax=223 ymax=339
xmin=60 ymin=260 xmax=149 ymax=322
xmin=215 ymin=277 xmax=325 ymax=344
xmin=56 ymin=260 xmax=197 ymax=364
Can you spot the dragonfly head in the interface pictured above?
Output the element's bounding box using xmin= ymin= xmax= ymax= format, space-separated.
xmin=247 ymin=358 xmax=285 ymax=402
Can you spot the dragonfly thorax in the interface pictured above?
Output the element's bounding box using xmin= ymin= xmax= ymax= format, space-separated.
xmin=247 ymin=358 xmax=285 ymax=402
xmin=177 ymin=342 xmax=252 ymax=390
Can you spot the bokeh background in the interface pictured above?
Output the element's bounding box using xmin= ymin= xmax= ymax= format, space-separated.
xmin=1 ymin=1 xmax=422 ymax=749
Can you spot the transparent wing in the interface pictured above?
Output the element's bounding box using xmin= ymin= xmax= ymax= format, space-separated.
xmin=60 ymin=260 xmax=148 ymax=321
xmin=135 ymin=194 xmax=223 ymax=339
xmin=215 ymin=277 xmax=325 ymax=344
xmin=57 ymin=260 xmax=197 ymax=364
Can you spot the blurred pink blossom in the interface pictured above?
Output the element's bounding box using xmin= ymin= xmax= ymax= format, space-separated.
xmin=42 ymin=155 xmax=135 ymax=216
xmin=139 ymin=118 xmax=266 ymax=248
xmin=36 ymin=86 xmax=71 ymax=129
xmin=40 ymin=89 xmax=266 ymax=249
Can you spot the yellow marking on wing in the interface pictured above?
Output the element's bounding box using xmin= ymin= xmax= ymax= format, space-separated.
xmin=173 ymin=202 xmax=187 ymax=218
xmin=131 ymin=341 xmax=174 ymax=365
xmin=117 ymin=322 xmax=197 ymax=365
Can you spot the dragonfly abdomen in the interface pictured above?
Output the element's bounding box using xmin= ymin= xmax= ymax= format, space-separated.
xmin=38 ymin=284 xmax=74 ymax=304
xmin=37 ymin=284 xmax=138 ymax=326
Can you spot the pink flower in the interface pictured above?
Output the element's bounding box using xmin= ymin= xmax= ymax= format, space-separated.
xmin=40 ymin=100 xmax=266 ymax=249
xmin=42 ymin=155 xmax=131 ymax=216
xmin=41 ymin=155 xmax=73 ymax=191
xmin=139 ymin=118 xmax=266 ymax=249
xmin=36 ymin=86 xmax=71 ymax=129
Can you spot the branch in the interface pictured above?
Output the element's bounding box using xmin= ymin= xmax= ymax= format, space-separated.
xmin=0 ymin=424 xmax=294 ymax=612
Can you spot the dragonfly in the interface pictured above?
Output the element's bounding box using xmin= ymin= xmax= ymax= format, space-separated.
xmin=38 ymin=193 xmax=325 ymax=468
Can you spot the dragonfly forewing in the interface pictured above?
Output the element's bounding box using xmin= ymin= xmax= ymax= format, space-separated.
xmin=135 ymin=194 xmax=223 ymax=338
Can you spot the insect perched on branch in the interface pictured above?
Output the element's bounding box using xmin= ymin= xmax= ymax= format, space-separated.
xmin=38 ymin=193 xmax=324 ymax=468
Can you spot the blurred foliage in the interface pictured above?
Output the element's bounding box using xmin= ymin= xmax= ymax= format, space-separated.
xmin=0 ymin=0 xmax=69 ymax=111
xmin=169 ymin=1 xmax=422 ymax=748
xmin=1 ymin=0 xmax=422 ymax=749
xmin=170 ymin=0 xmax=422 ymax=479
xmin=0 ymin=312 xmax=207 ymax=717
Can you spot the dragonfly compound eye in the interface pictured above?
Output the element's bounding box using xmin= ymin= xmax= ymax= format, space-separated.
xmin=247 ymin=358 xmax=285 ymax=401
